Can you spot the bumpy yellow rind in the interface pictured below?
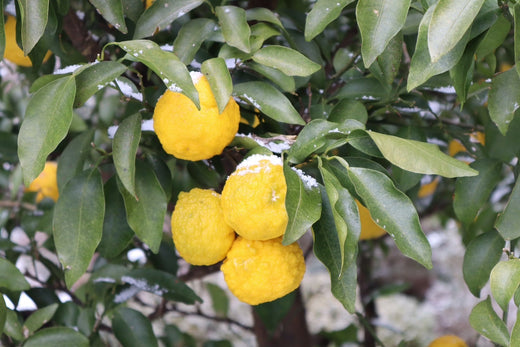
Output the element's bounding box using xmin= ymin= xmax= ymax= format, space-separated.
xmin=171 ymin=188 xmax=235 ymax=265
xmin=221 ymin=155 xmax=288 ymax=241
xmin=221 ymin=237 xmax=305 ymax=305
xmin=153 ymin=73 xmax=240 ymax=161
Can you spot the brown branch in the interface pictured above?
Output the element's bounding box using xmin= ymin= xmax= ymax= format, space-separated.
xmin=178 ymin=263 xmax=221 ymax=282
xmin=169 ymin=305 xmax=254 ymax=332
xmin=0 ymin=200 xmax=37 ymax=211
xmin=62 ymin=9 xmax=101 ymax=62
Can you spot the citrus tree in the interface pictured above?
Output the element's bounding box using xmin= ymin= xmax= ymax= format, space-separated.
xmin=1 ymin=0 xmax=520 ymax=345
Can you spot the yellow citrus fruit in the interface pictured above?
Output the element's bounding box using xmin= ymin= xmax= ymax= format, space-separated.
xmin=357 ymin=200 xmax=386 ymax=240
xmin=4 ymin=15 xmax=51 ymax=67
xmin=448 ymin=131 xmax=485 ymax=157
xmin=499 ymin=62 xmax=513 ymax=72
xmin=26 ymin=162 xmax=59 ymax=203
xmin=428 ymin=335 xmax=468 ymax=347
xmin=418 ymin=176 xmax=440 ymax=199
xmin=153 ymin=71 xmax=240 ymax=161
xmin=171 ymin=188 xmax=235 ymax=266
xmin=221 ymin=154 xmax=288 ymax=241
xmin=240 ymin=114 xmax=261 ymax=128
xmin=221 ymin=236 xmax=305 ymax=305
xmin=145 ymin=0 xmax=155 ymax=9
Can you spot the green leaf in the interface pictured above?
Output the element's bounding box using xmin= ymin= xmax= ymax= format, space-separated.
xmin=305 ymin=0 xmax=355 ymax=41
xmin=366 ymin=130 xmax=478 ymax=177
xmin=201 ymin=58 xmax=233 ymax=114
xmin=488 ymin=68 xmax=520 ymax=136
xmin=283 ymin=163 xmax=321 ymax=245
xmin=216 ymin=6 xmax=250 ymax=53
xmin=24 ymin=326 xmax=89 ymax=347
xmin=453 ymin=159 xmax=502 ymax=225
xmin=113 ymin=307 xmax=158 ymax=347
xmin=122 ymin=268 xmax=201 ymax=303
xmin=53 ymin=169 xmax=105 ymax=288
xmin=0 ymin=294 xmax=5 ymax=335
xmin=463 ymin=230 xmax=504 ymax=297
xmin=356 ymin=0 xmax=411 ymax=67
xmin=370 ymin=32 xmax=402 ymax=87
xmin=428 ymin=0 xmax=486 ymax=62
xmin=119 ymin=161 xmax=167 ymax=253
xmin=173 ymin=18 xmax=217 ymax=65
xmin=206 ymin=283 xmax=229 ymax=317
xmin=450 ymin=35 xmax=481 ymax=105
xmin=515 ymin=4 xmax=520 ymax=76
xmin=496 ymin=177 xmax=520 ymax=240
xmin=252 ymin=45 xmax=321 ymax=77
xmin=287 ymin=119 xmax=364 ymax=164
xmin=18 ymin=0 xmax=49 ymax=54
xmin=246 ymin=61 xmax=296 ymax=93
xmin=246 ymin=8 xmax=283 ymax=28
xmin=98 ymin=177 xmax=134 ymax=258
xmin=89 ymin=0 xmax=127 ymax=33
xmin=4 ymin=309 xmax=23 ymax=341
xmin=24 ymin=303 xmax=59 ymax=335
xmin=348 ymin=167 xmax=432 ymax=269
xmin=18 ymin=76 xmax=76 ymax=185
xmin=313 ymin=186 xmax=357 ymax=313
xmin=322 ymin=160 xmax=361 ymax=268
xmin=490 ymin=259 xmax=520 ymax=313
xmin=251 ymin=22 xmax=280 ymax=43
xmin=74 ymin=61 xmax=127 ymax=106
xmin=133 ymin=0 xmax=203 ymax=39
xmin=112 ymin=40 xmax=199 ymax=108
xmin=334 ymin=77 xmax=389 ymax=100
xmin=408 ymin=4 xmax=469 ymax=91
xmin=233 ymin=81 xmax=304 ymax=125
xmin=470 ymin=0 xmax=500 ymax=39
xmin=113 ymin=113 xmax=142 ymax=198
xmin=475 ymin=15 xmax=510 ymax=61
xmin=57 ymin=130 xmax=94 ymax=193
xmin=318 ymin=161 xmax=350 ymax=271
xmin=30 ymin=74 xmax=69 ymax=93
xmin=0 ymin=258 xmax=30 ymax=291
xmin=469 ymin=297 xmax=510 ymax=346
xmin=329 ymin=99 xmax=368 ymax=125
xmin=510 ymin=309 xmax=520 ymax=347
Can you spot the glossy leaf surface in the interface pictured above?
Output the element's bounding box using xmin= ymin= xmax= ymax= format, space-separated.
xmin=53 ymin=169 xmax=105 ymax=287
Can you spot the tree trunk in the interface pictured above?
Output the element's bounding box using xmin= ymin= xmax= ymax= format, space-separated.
xmin=253 ymin=289 xmax=312 ymax=347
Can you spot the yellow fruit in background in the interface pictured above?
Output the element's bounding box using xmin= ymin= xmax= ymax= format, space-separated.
xmin=171 ymin=188 xmax=235 ymax=266
xmin=26 ymin=162 xmax=59 ymax=202
xmin=4 ymin=15 xmax=52 ymax=67
xmin=448 ymin=139 xmax=467 ymax=157
xmin=428 ymin=335 xmax=468 ymax=347
xmin=418 ymin=176 xmax=440 ymax=199
xmin=153 ymin=71 xmax=240 ymax=161
xmin=221 ymin=236 xmax=305 ymax=305
xmin=499 ymin=62 xmax=513 ymax=72
xmin=145 ymin=0 xmax=155 ymax=9
xmin=448 ymin=131 xmax=485 ymax=157
xmin=221 ymin=154 xmax=288 ymax=241
xmin=357 ymin=200 xmax=386 ymax=241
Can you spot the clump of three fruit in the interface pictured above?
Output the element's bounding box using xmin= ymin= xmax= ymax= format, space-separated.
xmin=155 ymin=73 xmax=305 ymax=305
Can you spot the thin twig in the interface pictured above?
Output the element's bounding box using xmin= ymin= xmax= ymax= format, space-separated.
xmin=169 ymin=305 xmax=254 ymax=332
xmin=0 ymin=200 xmax=37 ymax=211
